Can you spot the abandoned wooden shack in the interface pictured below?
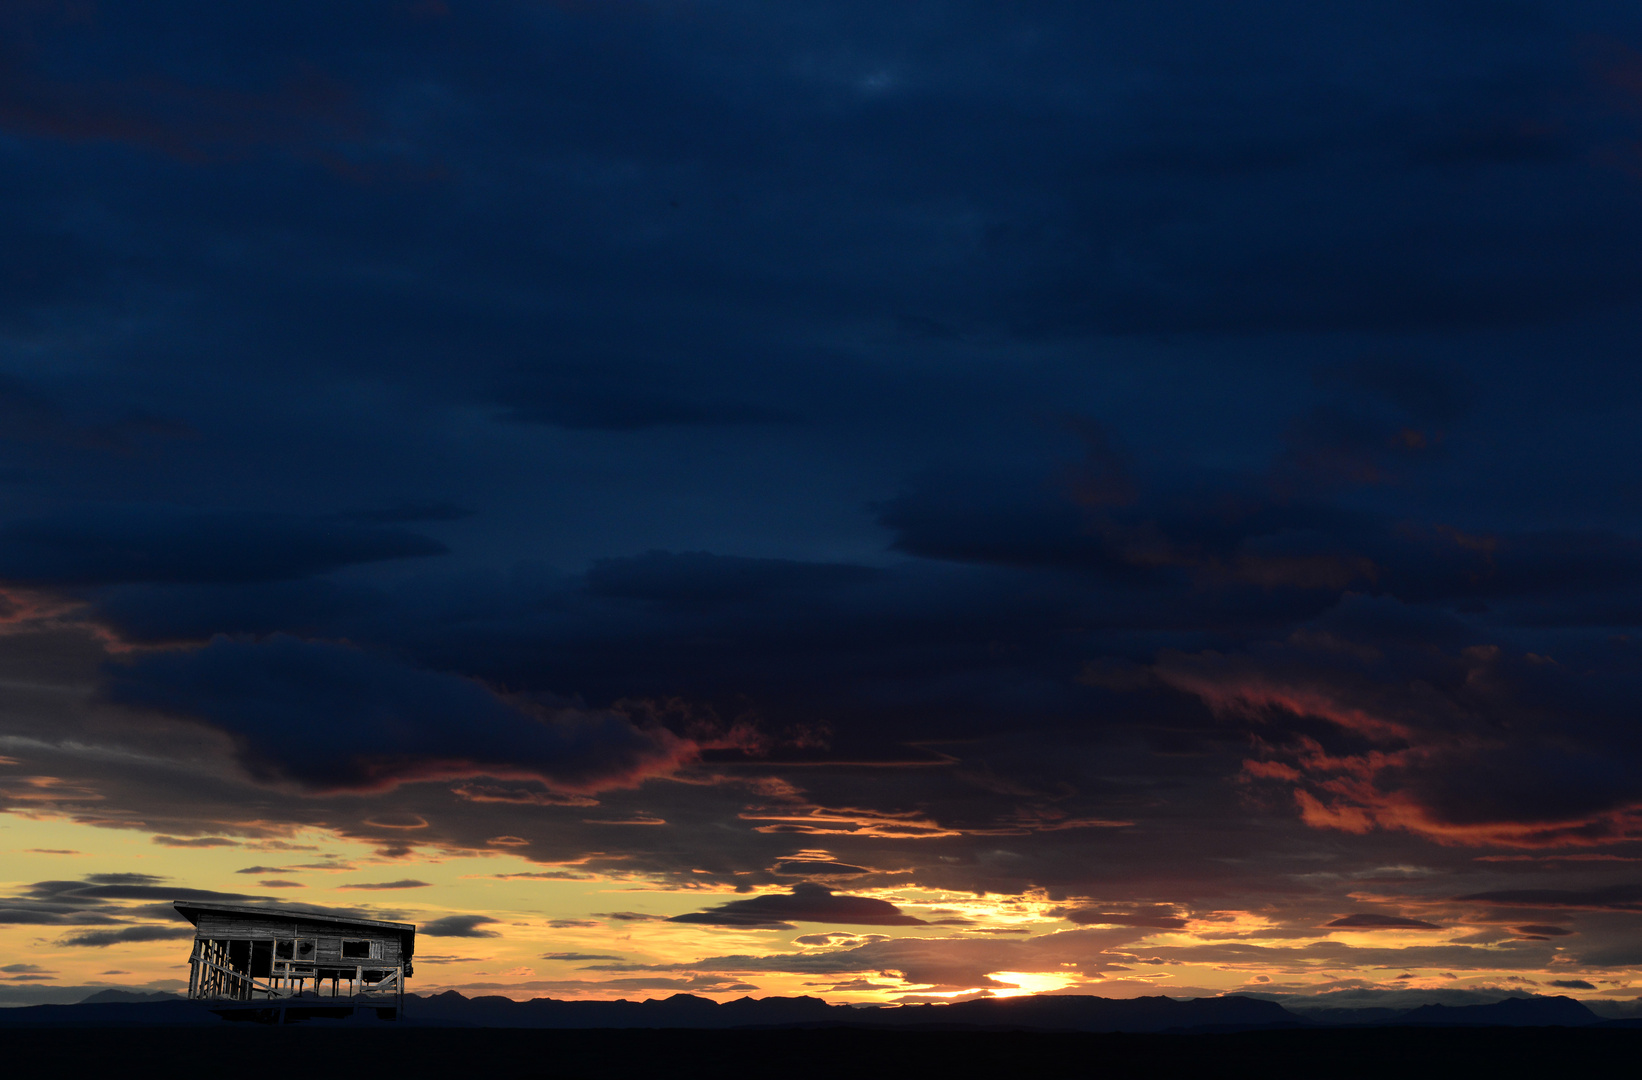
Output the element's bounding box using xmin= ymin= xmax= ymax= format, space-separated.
xmin=175 ymin=901 xmax=416 ymax=1020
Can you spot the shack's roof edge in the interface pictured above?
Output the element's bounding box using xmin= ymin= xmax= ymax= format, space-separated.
xmin=173 ymin=901 xmax=417 ymax=953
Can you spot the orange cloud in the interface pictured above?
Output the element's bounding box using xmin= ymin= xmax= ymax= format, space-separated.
xmin=1164 ymin=642 xmax=1642 ymax=850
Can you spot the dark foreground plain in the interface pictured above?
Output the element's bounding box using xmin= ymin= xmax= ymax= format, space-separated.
xmin=6 ymin=1026 xmax=1637 ymax=1079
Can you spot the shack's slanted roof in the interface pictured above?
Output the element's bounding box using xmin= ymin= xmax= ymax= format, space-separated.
xmin=173 ymin=902 xmax=416 ymax=957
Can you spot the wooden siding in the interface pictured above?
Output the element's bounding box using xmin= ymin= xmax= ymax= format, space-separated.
xmin=191 ymin=913 xmax=407 ymax=964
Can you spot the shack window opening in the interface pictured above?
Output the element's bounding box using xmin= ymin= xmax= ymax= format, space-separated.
xmin=341 ymin=939 xmax=374 ymax=959
xmin=275 ymin=940 xmax=293 ymax=960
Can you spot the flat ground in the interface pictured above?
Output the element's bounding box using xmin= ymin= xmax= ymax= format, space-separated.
xmin=4 ymin=1026 xmax=1636 ymax=1079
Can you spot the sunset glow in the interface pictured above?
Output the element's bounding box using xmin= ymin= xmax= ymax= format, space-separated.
xmin=4 ymin=0 xmax=1642 ymax=1023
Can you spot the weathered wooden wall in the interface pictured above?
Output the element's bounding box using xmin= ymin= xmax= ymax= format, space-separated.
xmin=191 ymin=913 xmax=407 ymax=965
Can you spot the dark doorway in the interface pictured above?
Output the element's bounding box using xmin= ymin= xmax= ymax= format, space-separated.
xmin=250 ymin=940 xmax=274 ymax=979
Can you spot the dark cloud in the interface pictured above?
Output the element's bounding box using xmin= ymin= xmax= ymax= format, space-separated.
xmin=93 ymin=579 xmax=388 ymax=645
xmin=541 ymin=953 xmax=623 ymax=962
xmin=586 ymin=550 xmax=881 ymax=608
xmin=1456 ymin=884 xmax=1642 ymax=911
xmin=495 ymin=359 xmax=791 ymax=432
xmin=0 ymin=15 xmax=369 ymax=165
xmin=22 ymin=878 xmax=254 ymax=904
xmin=336 ymin=880 xmax=431 ymax=891
xmin=668 ymin=884 xmax=929 ymax=929
xmin=794 ymin=933 xmax=865 ymax=947
xmin=85 ymin=874 xmax=163 ymax=886
xmin=774 ymin=860 xmax=876 ymax=877
xmin=102 ymin=634 xmax=698 ymax=792
xmin=0 ymin=507 xmax=446 ymax=588
xmin=56 ymin=925 xmax=196 ymax=947
xmin=415 ymin=956 xmax=488 ymax=965
xmin=0 ymin=374 xmax=190 ymax=452
xmin=1549 ymin=979 xmax=1596 ymax=990
xmin=0 ymin=873 xmax=373 ymax=942
xmin=234 ymin=863 xmax=352 ymax=874
xmin=0 ymin=908 xmax=121 ymax=926
xmin=1325 ymin=914 xmax=1444 ymax=930
xmin=337 ymin=503 xmax=475 ymax=526
xmin=421 ymin=915 xmax=500 ymax=938
xmin=1054 ymin=908 xmax=1188 ymax=929
xmin=1146 ymin=594 xmax=1642 ymax=848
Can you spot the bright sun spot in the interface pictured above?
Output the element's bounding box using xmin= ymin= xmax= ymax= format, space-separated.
xmin=987 ymin=971 xmax=1081 ymax=998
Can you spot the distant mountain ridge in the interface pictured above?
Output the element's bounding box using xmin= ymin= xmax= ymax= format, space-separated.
xmin=399 ymin=991 xmax=1600 ymax=1032
xmin=1392 ymin=997 xmax=1598 ymax=1027
xmin=77 ymin=990 xmax=184 ymax=1005
xmin=0 ymin=989 xmax=1608 ymax=1031
xmin=400 ymin=990 xmax=1298 ymax=1033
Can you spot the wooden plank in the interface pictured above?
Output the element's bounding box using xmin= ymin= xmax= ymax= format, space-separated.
xmin=192 ymin=916 xmax=405 ymax=955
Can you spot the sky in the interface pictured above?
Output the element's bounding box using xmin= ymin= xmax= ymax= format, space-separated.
xmin=5 ymin=0 xmax=1642 ymax=1008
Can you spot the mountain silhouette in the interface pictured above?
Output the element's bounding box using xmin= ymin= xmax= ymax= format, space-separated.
xmin=77 ymin=990 xmax=183 ymax=1005
xmin=1389 ymin=997 xmax=1597 ymax=1027
xmin=0 ymin=990 xmax=1612 ymax=1031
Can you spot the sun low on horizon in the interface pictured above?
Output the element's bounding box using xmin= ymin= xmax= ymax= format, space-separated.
xmin=2 ymin=793 xmax=1633 ymax=1006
